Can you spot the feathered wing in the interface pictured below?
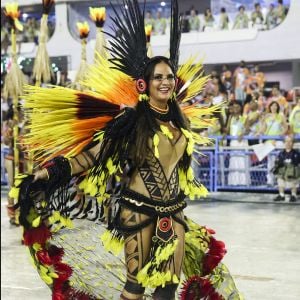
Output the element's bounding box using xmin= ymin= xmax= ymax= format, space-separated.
xmin=176 ymin=56 xmax=221 ymax=146
xmin=81 ymin=53 xmax=138 ymax=106
xmin=176 ymin=55 xmax=209 ymax=104
xmin=22 ymin=56 xmax=138 ymax=164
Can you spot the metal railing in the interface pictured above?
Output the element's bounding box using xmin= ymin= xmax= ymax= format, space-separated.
xmin=193 ymin=134 xmax=300 ymax=192
xmin=1 ymin=135 xmax=300 ymax=191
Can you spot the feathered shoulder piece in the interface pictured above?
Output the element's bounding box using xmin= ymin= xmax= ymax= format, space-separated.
xmin=22 ymin=55 xmax=138 ymax=165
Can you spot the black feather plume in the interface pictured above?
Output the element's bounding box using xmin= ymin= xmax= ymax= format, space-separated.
xmin=105 ymin=0 xmax=149 ymax=79
xmin=169 ymin=0 xmax=182 ymax=71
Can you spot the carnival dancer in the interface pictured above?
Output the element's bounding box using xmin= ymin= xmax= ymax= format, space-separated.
xmin=10 ymin=1 xmax=243 ymax=299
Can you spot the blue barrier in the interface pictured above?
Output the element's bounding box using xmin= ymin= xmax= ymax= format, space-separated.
xmin=1 ymin=145 xmax=10 ymax=185
xmin=194 ymin=134 xmax=300 ymax=192
xmin=1 ymin=134 xmax=300 ymax=191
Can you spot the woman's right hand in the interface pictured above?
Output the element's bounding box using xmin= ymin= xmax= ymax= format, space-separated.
xmin=33 ymin=168 xmax=49 ymax=182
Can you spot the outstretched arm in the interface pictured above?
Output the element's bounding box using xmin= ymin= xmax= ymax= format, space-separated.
xmin=34 ymin=142 xmax=101 ymax=181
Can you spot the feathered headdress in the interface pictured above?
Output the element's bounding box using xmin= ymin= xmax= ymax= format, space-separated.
xmin=3 ymin=2 xmax=23 ymax=31
xmin=106 ymin=0 xmax=181 ymax=79
xmin=22 ymin=0 xmax=215 ymax=163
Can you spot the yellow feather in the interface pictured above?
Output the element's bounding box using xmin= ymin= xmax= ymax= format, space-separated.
xmin=176 ymin=56 xmax=209 ymax=103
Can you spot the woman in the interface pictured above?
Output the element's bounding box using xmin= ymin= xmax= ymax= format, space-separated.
xmin=11 ymin=1 xmax=242 ymax=299
xmin=219 ymin=7 xmax=229 ymax=30
xmin=259 ymin=101 xmax=288 ymax=186
xmin=244 ymin=97 xmax=260 ymax=145
xmin=226 ymin=102 xmax=250 ymax=186
xmin=35 ymin=56 xmax=188 ymax=300
xmin=203 ymin=8 xmax=215 ymax=32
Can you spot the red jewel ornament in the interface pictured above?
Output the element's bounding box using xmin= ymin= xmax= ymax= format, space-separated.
xmin=156 ymin=216 xmax=174 ymax=242
xmin=136 ymin=79 xmax=147 ymax=93
xmin=158 ymin=217 xmax=172 ymax=232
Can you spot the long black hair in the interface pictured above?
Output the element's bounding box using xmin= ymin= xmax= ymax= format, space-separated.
xmin=134 ymin=56 xmax=190 ymax=167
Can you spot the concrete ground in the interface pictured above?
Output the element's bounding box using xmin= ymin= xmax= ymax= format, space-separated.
xmin=1 ymin=186 xmax=300 ymax=300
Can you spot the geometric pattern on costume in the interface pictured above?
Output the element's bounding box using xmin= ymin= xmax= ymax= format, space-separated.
xmin=138 ymin=148 xmax=179 ymax=202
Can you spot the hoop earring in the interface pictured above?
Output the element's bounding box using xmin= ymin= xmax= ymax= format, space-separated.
xmin=136 ymin=79 xmax=147 ymax=93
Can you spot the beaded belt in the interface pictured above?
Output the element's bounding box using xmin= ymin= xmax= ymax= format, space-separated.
xmin=119 ymin=189 xmax=186 ymax=217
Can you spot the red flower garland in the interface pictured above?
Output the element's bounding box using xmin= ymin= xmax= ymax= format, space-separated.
xmin=23 ymin=224 xmax=52 ymax=246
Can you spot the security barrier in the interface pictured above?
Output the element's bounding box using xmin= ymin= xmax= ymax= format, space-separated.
xmin=193 ymin=135 xmax=300 ymax=192
xmin=1 ymin=135 xmax=300 ymax=191
xmin=1 ymin=146 xmax=10 ymax=185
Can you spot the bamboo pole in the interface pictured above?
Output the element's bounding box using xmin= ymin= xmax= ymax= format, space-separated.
xmin=11 ymin=28 xmax=20 ymax=177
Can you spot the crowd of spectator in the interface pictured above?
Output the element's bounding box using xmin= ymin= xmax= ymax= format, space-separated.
xmin=0 ymin=0 xmax=289 ymax=55
xmin=193 ymin=60 xmax=299 ymax=141
xmin=144 ymin=0 xmax=288 ymax=35
xmin=190 ymin=60 xmax=299 ymax=190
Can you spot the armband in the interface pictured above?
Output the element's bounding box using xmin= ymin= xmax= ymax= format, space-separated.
xmin=43 ymin=156 xmax=72 ymax=183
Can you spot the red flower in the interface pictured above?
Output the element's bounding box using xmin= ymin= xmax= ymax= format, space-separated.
xmin=63 ymin=285 xmax=94 ymax=300
xmin=209 ymin=238 xmax=226 ymax=256
xmin=54 ymin=262 xmax=72 ymax=282
xmin=210 ymin=291 xmax=225 ymax=300
xmin=180 ymin=275 xmax=214 ymax=299
xmin=36 ymin=250 xmax=52 ymax=265
xmin=48 ymin=245 xmax=64 ymax=264
xmin=203 ymin=254 xmax=223 ymax=275
xmin=23 ymin=224 xmax=52 ymax=246
xmin=203 ymin=237 xmax=227 ymax=275
xmin=204 ymin=226 xmax=216 ymax=234
xmin=53 ymin=280 xmax=63 ymax=292
xmin=52 ymin=290 xmax=65 ymax=300
xmin=180 ymin=275 xmax=225 ymax=300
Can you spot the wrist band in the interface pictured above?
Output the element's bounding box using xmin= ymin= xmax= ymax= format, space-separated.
xmin=44 ymin=156 xmax=72 ymax=184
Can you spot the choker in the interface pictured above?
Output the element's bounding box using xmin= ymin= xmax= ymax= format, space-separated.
xmin=148 ymin=104 xmax=172 ymax=122
xmin=149 ymin=102 xmax=169 ymax=114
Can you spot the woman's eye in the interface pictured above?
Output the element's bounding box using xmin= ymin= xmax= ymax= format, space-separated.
xmin=153 ymin=75 xmax=163 ymax=80
xmin=167 ymin=75 xmax=175 ymax=80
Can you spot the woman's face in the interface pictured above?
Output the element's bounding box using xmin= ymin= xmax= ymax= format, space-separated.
xmin=148 ymin=62 xmax=175 ymax=107
xmin=270 ymin=102 xmax=278 ymax=113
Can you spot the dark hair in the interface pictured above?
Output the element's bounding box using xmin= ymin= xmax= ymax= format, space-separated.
xmin=221 ymin=7 xmax=226 ymax=13
xmin=240 ymin=60 xmax=246 ymax=68
xmin=238 ymin=5 xmax=245 ymax=11
xmin=214 ymin=75 xmax=227 ymax=94
xmin=268 ymin=101 xmax=280 ymax=113
xmin=233 ymin=101 xmax=243 ymax=110
xmin=204 ymin=8 xmax=212 ymax=17
xmin=255 ymin=3 xmax=260 ymax=8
